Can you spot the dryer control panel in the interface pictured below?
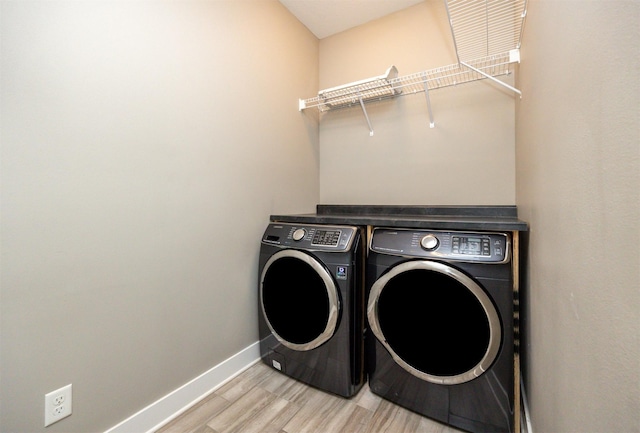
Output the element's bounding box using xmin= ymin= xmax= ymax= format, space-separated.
xmin=262 ymin=223 xmax=357 ymax=251
xmin=370 ymin=228 xmax=510 ymax=263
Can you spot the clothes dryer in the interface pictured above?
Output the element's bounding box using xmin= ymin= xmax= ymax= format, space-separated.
xmin=366 ymin=227 xmax=515 ymax=433
xmin=258 ymin=223 xmax=365 ymax=398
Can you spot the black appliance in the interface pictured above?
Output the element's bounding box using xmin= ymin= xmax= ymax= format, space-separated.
xmin=366 ymin=227 xmax=516 ymax=432
xmin=258 ymin=223 xmax=365 ymax=397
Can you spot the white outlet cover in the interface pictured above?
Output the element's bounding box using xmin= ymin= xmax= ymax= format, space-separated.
xmin=45 ymin=384 xmax=72 ymax=427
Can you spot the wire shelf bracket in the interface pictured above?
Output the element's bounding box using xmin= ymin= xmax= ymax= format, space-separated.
xmin=298 ymin=0 xmax=528 ymax=134
xmin=421 ymin=72 xmax=436 ymax=128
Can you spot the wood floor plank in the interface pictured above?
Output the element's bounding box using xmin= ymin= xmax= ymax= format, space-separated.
xmin=274 ymin=378 xmax=330 ymax=407
xmin=156 ymin=394 xmax=230 ymax=433
xmin=352 ymin=385 xmax=382 ymax=412
xmin=222 ymin=392 xmax=299 ymax=433
xmin=216 ymin=362 xmax=275 ymax=403
xmin=393 ymin=409 xmax=434 ymax=433
xmin=257 ymin=365 xmax=292 ymax=393
xmin=334 ymin=405 xmax=374 ymax=433
xmin=361 ymin=398 xmax=422 ymax=433
xmin=192 ymin=426 xmax=217 ymax=433
xmin=260 ymin=371 xmax=325 ymax=406
xmin=207 ymin=387 xmax=278 ymax=433
xmin=154 ymin=363 xmax=467 ymax=433
xmin=304 ymin=399 xmax=362 ymax=433
xmin=280 ymin=386 xmax=338 ymax=432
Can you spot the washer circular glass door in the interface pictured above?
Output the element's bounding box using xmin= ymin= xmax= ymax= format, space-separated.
xmin=260 ymin=249 xmax=340 ymax=351
xmin=367 ymin=260 xmax=501 ymax=385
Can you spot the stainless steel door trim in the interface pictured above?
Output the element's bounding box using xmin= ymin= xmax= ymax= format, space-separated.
xmin=367 ymin=259 xmax=502 ymax=385
xmin=260 ymin=249 xmax=340 ymax=351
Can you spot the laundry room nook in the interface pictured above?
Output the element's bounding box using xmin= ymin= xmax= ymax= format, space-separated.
xmin=1 ymin=1 xmax=638 ymax=433
xmin=255 ymin=205 xmax=527 ymax=433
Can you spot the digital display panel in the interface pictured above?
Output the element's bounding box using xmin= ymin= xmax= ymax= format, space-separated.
xmin=311 ymin=230 xmax=341 ymax=246
xmin=452 ymin=236 xmax=491 ymax=256
xmin=461 ymin=237 xmax=482 ymax=253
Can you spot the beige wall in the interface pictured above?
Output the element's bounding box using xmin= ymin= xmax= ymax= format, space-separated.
xmin=317 ymin=0 xmax=517 ymax=205
xmin=0 ymin=1 xmax=319 ymax=431
xmin=516 ymin=1 xmax=640 ymax=432
xmin=3 ymin=1 xmax=639 ymax=432
xmin=317 ymin=1 xmax=640 ymax=431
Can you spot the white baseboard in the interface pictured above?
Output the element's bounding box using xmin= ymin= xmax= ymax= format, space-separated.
xmin=105 ymin=341 xmax=261 ymax=433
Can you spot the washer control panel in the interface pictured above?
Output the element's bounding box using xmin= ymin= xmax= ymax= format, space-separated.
xmin=262 ymin=223 xmax=357 ymax=251
xmin=370 ymin=228 xmax=510 ymax=263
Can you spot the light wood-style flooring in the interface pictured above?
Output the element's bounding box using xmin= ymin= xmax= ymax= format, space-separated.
xmin=155 ymin=361 xmax=465 ymax=433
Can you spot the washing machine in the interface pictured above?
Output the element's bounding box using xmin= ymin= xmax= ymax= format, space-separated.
xmin=258 ymin=222 xmax=366 ymax=398
xmin=366 ymin=227 xmax=516 ymax=433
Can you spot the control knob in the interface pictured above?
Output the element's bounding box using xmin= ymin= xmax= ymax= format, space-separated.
xmin=292 ymin=228 xmax=306 ymax=241
xmin=420 ymin=234 xmax=439 ymax=250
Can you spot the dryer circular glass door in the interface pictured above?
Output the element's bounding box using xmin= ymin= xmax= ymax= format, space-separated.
xmin=260 ymin=249 xmax=340 ymax=351
xmin=367 ymin=260 xmax=501 ymax=385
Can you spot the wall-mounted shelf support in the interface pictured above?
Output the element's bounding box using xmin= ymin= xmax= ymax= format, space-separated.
xmin=461 ymin=58 xmax=522 ymax=98
xmin=357 ymin=92 xmax=375 ymax=136
xmin=460 ymin=50 xmax=522 ymax=98
xmin=421 ymin=72 xmax=435 ymax=128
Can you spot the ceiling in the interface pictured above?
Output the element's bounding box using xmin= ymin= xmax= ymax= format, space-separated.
xmin=278 ymin=0 xmax=425 ymax=39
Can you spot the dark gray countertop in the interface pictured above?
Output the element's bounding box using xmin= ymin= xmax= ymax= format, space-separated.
xmin=270 ymin=205 xmax=529 ymax=232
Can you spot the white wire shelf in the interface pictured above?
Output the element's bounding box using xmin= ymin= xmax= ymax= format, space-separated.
xmin=304 ymin=65 xmax=401 ymax=112
xmin=298 ymin=0 xmax=528 ymax=134
xmin=299 ymin=51 xmax=519 ymax=113
xmin=446 ymin=0 xmax=528 ymax=62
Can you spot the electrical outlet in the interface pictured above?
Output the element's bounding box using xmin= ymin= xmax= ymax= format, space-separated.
xmin=45 ymin=384 xmax=72 ymax=427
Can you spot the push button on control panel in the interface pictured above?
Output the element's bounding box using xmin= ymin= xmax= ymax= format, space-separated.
xmin=312 ymin=230 xmax=342 ymax=246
